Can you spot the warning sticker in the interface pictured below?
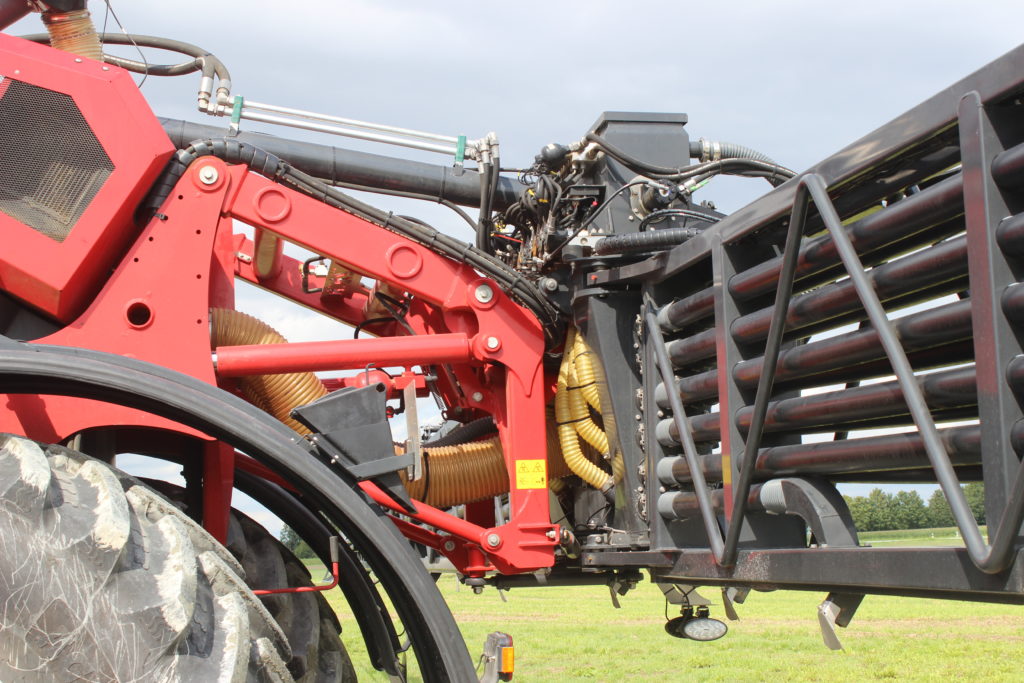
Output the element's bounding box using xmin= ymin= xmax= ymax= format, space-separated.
xmin=515 ymin=459 xmax=547 ymax=489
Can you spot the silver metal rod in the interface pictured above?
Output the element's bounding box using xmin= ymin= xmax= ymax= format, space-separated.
xmin=240 ymin=110 xmax=459 ymax=157
xmin=244 ymin=100 xmax=462 ymax=144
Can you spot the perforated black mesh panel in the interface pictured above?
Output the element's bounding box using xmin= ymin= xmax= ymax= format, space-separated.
xmin=0 ymin=78 xmax=113 ymax=242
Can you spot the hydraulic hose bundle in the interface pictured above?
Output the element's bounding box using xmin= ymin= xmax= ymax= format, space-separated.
xmin=163 ymin=140 xmax=560 ymax=347
xmin=555 ymin=328 xmax=621 ymax=498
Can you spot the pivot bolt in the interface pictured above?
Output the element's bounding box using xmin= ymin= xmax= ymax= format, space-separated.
xmin=443 ymin=540 xmax=456 ymax=552
xmin=471 ymin=392 xmax=484 ymax=403
xmin=541 ymin=277 xmax=559 ymax=292
xmin=486 ymin=533 xmax=501 ymax=548
xmin=486 ymin=336 xmax=501 ymax=351
xmin=474 ymin=284 xmax=494 ymax=304
xmin=198 ymin=165 xmax=219 ymax=185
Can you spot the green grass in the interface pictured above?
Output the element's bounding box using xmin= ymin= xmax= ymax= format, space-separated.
xmin=316 ymin=534 xmax=1023 ymax=681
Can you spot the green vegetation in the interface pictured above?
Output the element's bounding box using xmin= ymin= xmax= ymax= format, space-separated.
xmin=315 ymin=528 xmax=1020 ymax=681
xmin=279 ymin=524 xmax=316 ymax=560
xmin=843 ymin=483 xmax=985 ymax=531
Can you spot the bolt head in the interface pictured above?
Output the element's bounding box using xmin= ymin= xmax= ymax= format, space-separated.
xmin=546 ymin=529 xmax=557 ymax=540
xmin=74 ymin=57 xmax=82 ymax=63
xmin=443 ymin=540 xmax=456 ymax=552
xmin=471 ymin=392 xmax=484 ymax=403
xmin=474 ymin=284 xmax=494 ymax=303
xmin=542 ymin=277 xmax=559 ymax=292
xmin=486 ymin=533 xmax=501 ymax=548
xmin=486 ymin=336 xmax=500 ymax=351
xmin=198 ymin=165 xmax=219 ymax=185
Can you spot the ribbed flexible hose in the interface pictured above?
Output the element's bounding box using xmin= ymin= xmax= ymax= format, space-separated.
xmin=571 ymin=333 xmax=625 ymax=484
xmin=42 ymin=9 xmax=103 ymax=61
xmin=211 ymin=309 xmax=327 ymax=434
xmin=567 ymin=357 xmax=610 ymax=454
xmin=401 ymin=436 xmax=508 ymax=509
xmin=556 ymin=329 xmax=613 ymax=494
xmin=211 ymin=308 xmax=571 ymax=506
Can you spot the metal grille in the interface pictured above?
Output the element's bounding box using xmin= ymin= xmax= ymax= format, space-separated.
xmin=0 ymin=78 xmax=113 ymax=242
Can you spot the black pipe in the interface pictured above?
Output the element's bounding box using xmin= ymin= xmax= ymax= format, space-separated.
xmin=658 ymin=296 xmax=979 ymax=408
xmin=662 ymin=422 xmax=1001 ymax=486
xmin=661 ymin=365 xmax=979 ymax=445
xmin=667 ymin=229 xmax=980 ymax=369
xmin=992 ymin=141 xmax=1024 ymax=189
xmin=594 ymin=226 xmax=702 ymax=255
xmin=159 ymin=117 xmax=520 ymax=211
xmin=0 ymin=1 xmax=29 ymax=31
xmin=658 ymin=174 xmax=966 ymax=333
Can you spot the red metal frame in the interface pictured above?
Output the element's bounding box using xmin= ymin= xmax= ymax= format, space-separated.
xmin=0 ymin=34 xmax=174 ymax=322
xmin=0 ymin=152 xmax=558 ymax=574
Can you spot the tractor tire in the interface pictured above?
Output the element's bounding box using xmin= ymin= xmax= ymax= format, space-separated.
xmin=150 ymin=482 xmax=358 ymax=683
xmin=0 ymin=434 xmax=352 ymax=682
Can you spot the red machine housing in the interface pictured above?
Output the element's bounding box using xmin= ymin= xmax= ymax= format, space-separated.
xmin=0 ymin=34 xmax=173 ymax=322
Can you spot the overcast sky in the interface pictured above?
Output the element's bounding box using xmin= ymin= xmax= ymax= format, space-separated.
xmin=14 ymin=1 xmax=1023 ymax=533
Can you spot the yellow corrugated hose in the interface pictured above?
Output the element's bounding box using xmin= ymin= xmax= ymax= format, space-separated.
xmin=556 ymin=328 xmax=614 ymax=494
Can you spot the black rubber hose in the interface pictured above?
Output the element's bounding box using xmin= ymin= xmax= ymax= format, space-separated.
xmin=689 ymin=138 xmax=777 ymax=165
xmin=21 ymin=32 xmax=230 ymax=81
xmin=153 ymin=138 xmax=561 ymax=344
xmin=594 ymin=227 xmax=703 ymax=255
xmin=160 ymin=117 xmax=520 ymax=211
xmin=585 ymin=131 xmax=795 ymax=186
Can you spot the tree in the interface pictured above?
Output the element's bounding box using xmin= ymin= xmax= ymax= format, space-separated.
xmin=927 ymin=489 xmax=954 ymax=528
xmin=893 ymin=490 xmax=928 ymax=529
xmin=279 ymin=524 xmax=317 ymax=559
xmin=963 ymin=482 xmax=986 ymax=524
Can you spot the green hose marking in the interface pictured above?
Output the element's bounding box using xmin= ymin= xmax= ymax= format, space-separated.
xmin=455 ymin=135 xmax=466 ymax=164
xmin=231 ymin=95 xmax=244 ymax=125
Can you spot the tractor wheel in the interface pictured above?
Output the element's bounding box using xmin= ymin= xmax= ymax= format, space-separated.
xmin=0 ymin=434 xmax=352 ymax=681
xmin=147 ymin=480 xmax=358 ymax=683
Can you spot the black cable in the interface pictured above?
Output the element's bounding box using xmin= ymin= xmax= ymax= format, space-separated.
xmin=156 ymin=139 xmax=560 ymax=345
xmin=353 ymin=317 xmax=394 ymax=339
xmin=332 ymin=180 xmax=478 ymax=233
xmin=585 ymin=131 xmax=796 ymax=186
xmin=20 ymin=32 xmax=230 ymax=83
xmin=543 ymin=180 xmax=649 ymax=265
xmin=638 ymin=208 xmax=719 ymax=232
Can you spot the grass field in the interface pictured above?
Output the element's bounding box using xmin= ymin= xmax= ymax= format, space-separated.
xmin=317 ymin=528 xmax=1023 ymax=680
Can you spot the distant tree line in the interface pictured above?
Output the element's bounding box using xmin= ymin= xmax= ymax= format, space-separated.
xmin=279 ymin=525 xmax=317 ymax=559
xmin=842 ymin=483 xmax=986 ymax=531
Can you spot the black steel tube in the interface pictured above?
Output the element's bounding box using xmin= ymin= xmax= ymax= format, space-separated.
xmin=658 ymin=173 xmax=966 ymax=333
xmin=996 ymin=212 xmax=1024 ymax=256
xmin=807 ymin=172 xmax=1019 ymax=574
xmin=668 ymin=230 xmax=977 ymax=369
xmin=0 ymin=1 xmax=29 ymax=30
xmin=660 ymin=486 xmax=763 ymax=520
xmin=662 ymin=423 xmax=999 ymax=485
xmin=663 ymin=365 xmax=979 ymax=445
xmin=659 ymin=296 xmax=980 ymax=408
xmin=992 ymin=141 xmax=1024 ymax=189
xmin=159 ymin=117 xmax=519 ymax=210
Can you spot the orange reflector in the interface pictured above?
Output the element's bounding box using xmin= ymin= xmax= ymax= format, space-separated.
xmin=500 ymin=645 xmax=514 ymax=673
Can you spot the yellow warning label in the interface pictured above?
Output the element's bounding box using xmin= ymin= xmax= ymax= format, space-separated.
xmin=515 ymin=459 xmax=547 ymax=489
